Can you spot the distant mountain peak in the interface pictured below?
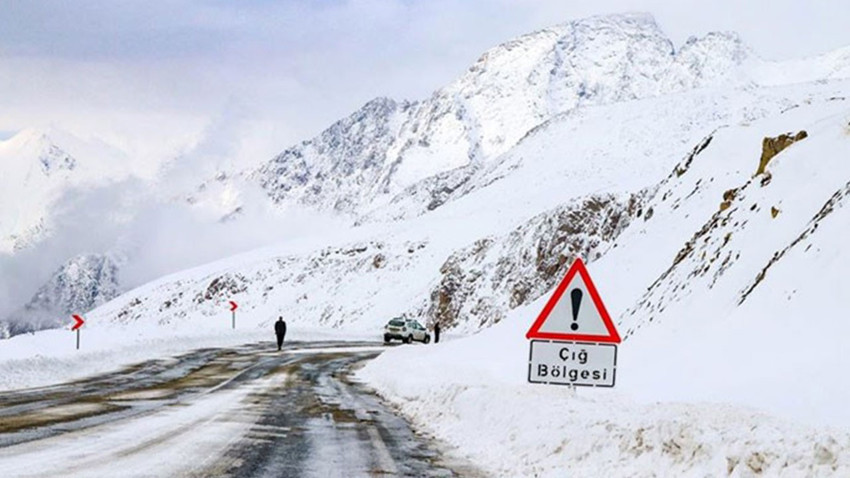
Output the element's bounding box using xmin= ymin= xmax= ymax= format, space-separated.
xmin=0 ymin=128 xmax=77 ymax=177
xmin=244 ymin=12 xmax=768 ymax=218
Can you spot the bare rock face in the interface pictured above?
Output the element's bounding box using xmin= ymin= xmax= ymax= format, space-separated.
xmin=426 ymin=193 xmax=645 ymax=330
xmin=196 ymin=274 xmax=249 ymax=304
xmin=757 ymin=131 xmax=808 ymax=175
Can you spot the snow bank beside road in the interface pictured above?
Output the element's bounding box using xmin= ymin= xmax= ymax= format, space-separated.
xmin=358 ymin=310 xmax=850 ymax=477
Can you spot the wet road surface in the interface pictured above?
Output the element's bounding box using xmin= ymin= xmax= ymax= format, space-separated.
xmin=0 ymin=341 xmax=480 ymax=477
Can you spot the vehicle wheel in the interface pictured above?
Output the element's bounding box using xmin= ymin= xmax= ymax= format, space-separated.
xmin=384 ymin=334 xmax=391 ymax=344
xmin=423 ymin=335 xmax=431 ymax=344
xmin=404 ymin=335 xmax=412 ymax=344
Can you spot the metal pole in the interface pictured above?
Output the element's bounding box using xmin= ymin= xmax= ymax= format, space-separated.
xmin=232 ymin=311 xmax=236 ymax=329
xmin=76 ymin=329 xmax=80 ymax=350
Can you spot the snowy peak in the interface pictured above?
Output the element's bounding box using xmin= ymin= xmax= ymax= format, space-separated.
xmin=247 ymin=13 xmax=773 ymax=218
xmin=0 ymin=128 xmax=79 ymax=178
xmin=0 ymin=126 xmax=129 ymax=181
xmin=0 ymin=128 xmax=131 ymax=253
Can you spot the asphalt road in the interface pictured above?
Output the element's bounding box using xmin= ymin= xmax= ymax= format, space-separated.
xmin=0 ymin=341 xmax=480 ymax=477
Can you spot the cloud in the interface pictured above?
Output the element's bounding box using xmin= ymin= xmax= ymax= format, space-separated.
xmin=0 ymin=166 xmax=346 ymax=324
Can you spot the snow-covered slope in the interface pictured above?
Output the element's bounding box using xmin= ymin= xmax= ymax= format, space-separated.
xmin=358 ymin=99 xmax=850 ymax=476
xmin=357 ymin=94 xmax=850 ymax=475
xmin=59 ymin=83 xmax=847 ymax=353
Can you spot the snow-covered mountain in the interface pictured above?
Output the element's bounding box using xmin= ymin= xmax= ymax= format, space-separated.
xmin=1 ymin=254 xmax=122 ymax=336
xmin=5 ymin=12 xmax=850 ymax=349
xmin=4 ymin=11 xmax=850 ymax=475
xmin=212 ymin=12 xmax=849 ymax=225
xmin=0 ymin=128 xmax=130 ymax=253
xmin=57 ymin=12 xmax=849 ymax=339
xmin=3 ymin=11 xmax=850 ymax=477
xmin=248 ymin=14 xmax=757 ymax=217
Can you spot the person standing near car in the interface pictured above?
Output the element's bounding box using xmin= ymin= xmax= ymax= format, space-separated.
xmin=434 ymin=321 xmax=441 ymax=344
xmin=275 ymin=316 xmax=287 ymax=351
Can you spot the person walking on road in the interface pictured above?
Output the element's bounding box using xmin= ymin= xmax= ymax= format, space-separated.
xmin=434 ymin=322 xmax=441 ymax=344
xmin=275 ymin=317 xmax=287 ymax=351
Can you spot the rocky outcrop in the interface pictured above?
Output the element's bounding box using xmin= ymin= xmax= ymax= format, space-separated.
xmin=425 ymin=193 xmax=645 ymax=330
xmin=757 ymin=131 xmax=808 ymax=175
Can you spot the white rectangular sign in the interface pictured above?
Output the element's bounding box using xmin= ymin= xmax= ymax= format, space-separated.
xmin=528 ymin=340 xmax=617 ymax=387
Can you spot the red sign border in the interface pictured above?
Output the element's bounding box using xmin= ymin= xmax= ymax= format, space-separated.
xmin=525 ymin=258 xmax=621 ymax=343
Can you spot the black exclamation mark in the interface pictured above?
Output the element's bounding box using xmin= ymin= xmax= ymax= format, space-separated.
xmin=570 ymin=289 xmax=582 ymax=331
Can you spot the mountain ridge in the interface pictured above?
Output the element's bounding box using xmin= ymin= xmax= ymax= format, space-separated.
xmin=222 ymin=13 xmax=764 ymax=218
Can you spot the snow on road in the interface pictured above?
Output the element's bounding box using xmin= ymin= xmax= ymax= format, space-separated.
xmin=0 ymin=344 xmax=290 ymax=478
xmin=0 ymin=343 xmax=469 ymax=477
xmin=0 ymin=323 xmax=372 ymax=392
xmin=0 ymin=384 xmax=257 ymax=477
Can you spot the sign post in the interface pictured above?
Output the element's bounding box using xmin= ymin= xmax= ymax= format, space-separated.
xmin=71 ymin=314 xmax=85 ymax=350
xmin=525 ymin=258 xmax=621 ymax=388
xmin=229 ymin=301 xmax=238 ymax=329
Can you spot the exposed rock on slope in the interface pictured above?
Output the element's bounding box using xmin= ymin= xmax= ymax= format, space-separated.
xmin=425 ymin=193 xmax=646 ymax=329
xmin=101 ymin=240 xmax=432 ymax=329
xmin=254 ymin=97 xmax=408 ymax=211
xmin=757 ymin=130 xmax=808 ymax=175
xmin=87 ymin=191 xmax=647 ymax=334
xmin=616 ymin=100 xmax=850 ymax=340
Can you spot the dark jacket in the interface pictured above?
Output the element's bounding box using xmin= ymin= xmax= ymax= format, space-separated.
xmin=275 ymin=320 xmax=287 ymax=335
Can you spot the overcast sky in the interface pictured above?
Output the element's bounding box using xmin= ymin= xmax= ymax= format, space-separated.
xmin=1 ymin=0 xmax=849 ymax=163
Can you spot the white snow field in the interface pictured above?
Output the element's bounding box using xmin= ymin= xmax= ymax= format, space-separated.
xmin=3 ymin=12 xmax=850 ymax=477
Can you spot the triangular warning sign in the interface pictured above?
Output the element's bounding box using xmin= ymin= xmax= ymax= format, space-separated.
xmin=526 ymin=258 xmax=621 ymax=343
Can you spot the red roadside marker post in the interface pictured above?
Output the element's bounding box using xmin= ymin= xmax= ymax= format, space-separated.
xmin=229 ymin=301 xmax=238 ymax=329
xmin=71 ymin=314 xmax=85 ymax=350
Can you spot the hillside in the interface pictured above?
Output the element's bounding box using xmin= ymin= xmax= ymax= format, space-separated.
xmin=359 ymin=98 xmax=850 ymax=476
xmin=75 ymin=81 xmax=850 ymax=337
